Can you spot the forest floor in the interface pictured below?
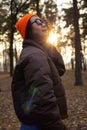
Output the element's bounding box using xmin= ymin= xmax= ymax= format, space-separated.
xmin=0 ymin=70 xmax=87 ymax=130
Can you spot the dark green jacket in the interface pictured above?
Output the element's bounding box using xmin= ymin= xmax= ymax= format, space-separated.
xmin=11 ymin=40 xmax=67 ymax=130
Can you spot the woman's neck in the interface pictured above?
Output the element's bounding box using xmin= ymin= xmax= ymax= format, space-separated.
xmin=32 ymin=33 xmax=47 ymax=45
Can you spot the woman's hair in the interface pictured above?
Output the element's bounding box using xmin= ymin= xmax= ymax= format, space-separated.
xmin=25 ymin=20 xmax=33 ymax=40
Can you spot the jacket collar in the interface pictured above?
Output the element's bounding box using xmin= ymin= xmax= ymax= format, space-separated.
xmin=23 ymin=39 xmax=47 ymax=53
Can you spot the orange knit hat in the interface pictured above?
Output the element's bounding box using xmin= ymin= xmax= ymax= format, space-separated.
xmin=15 ymin=14 xmax=37 ymax=39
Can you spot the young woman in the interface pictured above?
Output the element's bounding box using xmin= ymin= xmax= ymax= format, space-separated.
xmin=11 ymin=14 xmax=68 ymax=130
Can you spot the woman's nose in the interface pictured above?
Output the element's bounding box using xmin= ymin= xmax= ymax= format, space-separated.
xmin=42 ymin=22 xmax=47 ymax=27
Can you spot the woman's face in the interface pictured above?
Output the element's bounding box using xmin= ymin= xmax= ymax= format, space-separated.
xmin=30 ymin=16 xmax=48 ymax=40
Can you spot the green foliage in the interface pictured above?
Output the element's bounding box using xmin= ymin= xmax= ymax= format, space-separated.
xmin=0 ymin=0 xmax=36 ymax=36
xmin=80 ymin=0 xmax=87 ymax=38
xmin=63 ymin=7 xmax=74 ymax=27
xmin=43 ymin=0 xmax=58 ymax=24
xmin=0 ymin=2 xmax=9 ymax=35
xmin=81 ymin=0 xmax=87 ymax=9
xmin=62 ymin=0 xmax=87 ymax=40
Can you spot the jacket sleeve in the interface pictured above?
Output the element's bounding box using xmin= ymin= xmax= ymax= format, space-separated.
xmin=54 ymin=50 xmax=66 ymax=76
xmin=47 ymin=45 xmax=66 ymax=76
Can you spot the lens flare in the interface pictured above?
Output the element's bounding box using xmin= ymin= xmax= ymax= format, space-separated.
xmin=47 ymin=31 xmax=58 ymax=46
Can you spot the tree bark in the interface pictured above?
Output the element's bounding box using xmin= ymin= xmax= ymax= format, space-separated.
xmin=9 ymin=32 xmax=14 ymax=76
xmin=73 ymin=0 xmax=83 ymax=85
xmin=9 ymin=0 xmax=16 ymax=76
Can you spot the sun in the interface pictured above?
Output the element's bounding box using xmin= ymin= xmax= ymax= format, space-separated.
xmin=47 ymin=31 xmax=58 ymax=46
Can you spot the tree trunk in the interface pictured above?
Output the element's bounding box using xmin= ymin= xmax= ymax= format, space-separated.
xmin=73 ymin=0 xmax=83 ymax=85
xmin=36 ymin=0 xmax=40 ymax=16
xmin=9 ymin=29 xmax=14 ymax=76
xmin=9 ymin=0 xmax=15 ymax=76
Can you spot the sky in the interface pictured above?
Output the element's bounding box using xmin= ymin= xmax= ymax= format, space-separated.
xmin=57 ymin=0 xmax=69 ymax=5
xmin=41 ymin=0 xmax=71 ymax=5
xmin=56 ymin=0 xmax=72 ymax=9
